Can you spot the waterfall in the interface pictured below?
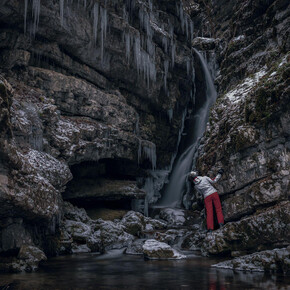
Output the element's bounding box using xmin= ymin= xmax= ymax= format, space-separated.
xmin=157 ymin=49 xmax=217 ymax=208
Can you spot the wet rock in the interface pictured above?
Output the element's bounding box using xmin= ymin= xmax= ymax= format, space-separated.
xmin=17 ymin=245 xmax=47 ymax=272
xmin=142 ymin=239 xmax=186 ymax=260
xmin=159 ymin=208 xmax=199 ymax=227
xmin=0 ymin=218 xmax=33 ymax=253
xmin=62 ymin=202 xmax=91 ymax=224
xmin=121 ymin=211 xmax=146 ymax=236
xmin=202 ymin=202 xmax=290 ymax=255
xmin=153 ymin=229 xmax=194 ymax=248
xmin=192 ymin=37 xmax=219 ymax=50
xmin=181 ymin=232 xmax=207 ymax=251
xmin=223 ymin=178 xmax=287 ymax=221
xmin=71 ymin=244 xmax=91 ymax=254
xmin=98 ymin=220 xmax=135 ymax=252
xmin=159 ymin=208 xmax=186 ymax=226
xmin=213 ymin=247 xmax=290 ymax=273
xmin=64 ymin=220 xmax=92 ymax=243
xmin=0 ymin=246 xmax=47 ymax=273
xmin=121 ymin=211 xmax=167 ymax=236
xmin=125 ymin=239 xmax=146 ymax=255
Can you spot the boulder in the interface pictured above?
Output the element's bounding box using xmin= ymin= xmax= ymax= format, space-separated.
xmin=192 ymin=37 xmax=219 ymax=50
xmin=212 ymin=247 xmax=290 ymax=273
xmin=125 ymin=239 xmax=146 ymax=255
xmin=0 ymin=245 xmax=47 ymax=273
xmin=159 ymin=208 xmax=186 ymax=226
xmin=142 ymin=239 xmax=186 ymax=260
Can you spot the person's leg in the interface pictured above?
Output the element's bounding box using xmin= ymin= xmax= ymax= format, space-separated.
xmin=212 ymin=192 xmax=224 ymax=225
xmin=204 ymin=195 xmax=214 ymax=230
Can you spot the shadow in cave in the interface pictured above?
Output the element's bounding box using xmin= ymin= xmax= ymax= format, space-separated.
xmin=63 ymin=158 xmax=146 ymax=220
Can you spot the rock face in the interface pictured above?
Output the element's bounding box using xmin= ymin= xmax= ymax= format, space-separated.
xmin=185 ymin=0 xmax=290 ymax=272
xmin=0 ymin=0 xmax=197 ymax=271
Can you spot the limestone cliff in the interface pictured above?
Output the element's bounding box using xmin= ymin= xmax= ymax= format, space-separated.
xmin=0 ymin=0 xmax=198 ymax=270
xmin=186 ymin=0 xmax=290 ymax=265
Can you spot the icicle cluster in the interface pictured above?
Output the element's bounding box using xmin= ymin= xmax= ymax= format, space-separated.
xmin=24 ymin=0 xmax=41 ymax=36
xmin=143 ymin=144 xmax=157 ymax=170
xmin=137 ymin=140 xmax=157 ymax=171
xmin=176 ymin=1 xmax=194 ymax=42
xmin=134 ymin=35 xmax=156 ymax=87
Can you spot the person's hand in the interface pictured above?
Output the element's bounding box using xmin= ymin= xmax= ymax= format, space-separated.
xmin=218 ymin=168 xmax=224 ymax=175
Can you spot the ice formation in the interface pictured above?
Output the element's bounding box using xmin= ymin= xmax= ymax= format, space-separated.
xmin=93 ymin=2 xmax=99 ymax=46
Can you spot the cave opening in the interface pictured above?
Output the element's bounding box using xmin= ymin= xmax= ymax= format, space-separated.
xmin=63 ymin=158 xmax=146 ymax=220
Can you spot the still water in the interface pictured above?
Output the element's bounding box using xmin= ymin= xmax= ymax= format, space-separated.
xmin=0 ymin=250 xmax=289 ymax=290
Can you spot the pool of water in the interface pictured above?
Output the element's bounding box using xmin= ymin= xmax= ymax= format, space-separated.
xmin=0 ymin=250 xmax=289 ymax=289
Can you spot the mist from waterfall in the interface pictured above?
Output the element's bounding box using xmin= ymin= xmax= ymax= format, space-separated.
xmin=157 ymin=49 xmax=217 ymax=208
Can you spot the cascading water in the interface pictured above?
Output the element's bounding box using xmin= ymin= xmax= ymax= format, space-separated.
xmin=157 ymin=48 xmax=217 ymax=208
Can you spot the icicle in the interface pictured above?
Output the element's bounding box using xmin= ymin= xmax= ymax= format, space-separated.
xmin=32 ymin=0 xmax=41 ymax=36
xmin=186 ymin=59 xmax=190 ymax=76
xmin=164 ymin=59 xmax=169 ymax=93
xmin=100 ymin=6 xmax=108 ymax=63
xmin=134 ymin=35 xmax=141 ymax=75
xmin=185 ymin=15 xmax=189 ymax=40
xmin=124 ymin=32 xmax=131 ymax=62
xmin=123 ymin=5 xmax=129 ymax=22
xmin=60 ymin=0 xmax=64 ymax=27
xmin=24 ymin=0 xmax=28 ymax=33
xmin=143 ymin=143 xmax=157 ymax=170
xmin=93 ymin=2 xmax=99 ymax=46
xmin=167 ymin=109 xmax=173 ymax=123
xmin=135 ymin=114 xmax=140 ymax=135
xmin=134 ymin=35 xmax=156 ymax=86
xmin=171 ymin=42 xmax=176 ymax=68
xmin=146 ymin=36 xmax=155 ymax=59
xmin=137 ymin=139 xmax=142 ymax=165
xmin=176 ymin=3 xmax=180 ymax=17
xmin=162 ymin=36 xmax=168 ymax=54
xmin=190 ymin=20 xmax=194 ymax=43
xmin=192 ymin=65 xmax=195 ymax=83
xmin=148 ymin=0 xmax=153 ymax=11
xmin=126 ymin=0 xmax=135 ymax=17
xmin=179 ymin=2 xmax=184 ymax=33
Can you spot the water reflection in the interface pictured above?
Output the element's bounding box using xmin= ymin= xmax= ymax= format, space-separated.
xmin=0 ymin=252 xmax=289 ymax=290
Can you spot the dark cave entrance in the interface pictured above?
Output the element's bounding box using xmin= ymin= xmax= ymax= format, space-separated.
xmin=63 ymin=158 xmax=146 ymax=220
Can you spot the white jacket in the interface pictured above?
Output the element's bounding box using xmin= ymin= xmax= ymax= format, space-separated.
xmin=193 ymin=174 xmax=222 ymax=198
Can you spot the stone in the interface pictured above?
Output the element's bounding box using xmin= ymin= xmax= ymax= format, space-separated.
xmin=0 ymin=245 xmax=48 ymax=273
xmin=202 ymin=202 xmax=290 ymax=255
xmin=121 ymin=211 xmax=146 ymax=236
xmin=159 ymin=208 xmax=186 ymax=226
xmin=142 ymin=239 xmax=186 ymax=260
xmin=63 ymin=220 xmax=92 ymax=243
xmin=192 ymin=37 xmax=219 ymax=50
xmin=125 ymin=239 xmax=146 ymax=255
xmin=98 ymin=220 xmax=135 ymax=252
xmin=213 ymin=248 xmax=290 ymax=273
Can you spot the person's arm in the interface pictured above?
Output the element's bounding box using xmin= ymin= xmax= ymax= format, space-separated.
xmin=207 ymin=169 xmax=224 ymax=184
